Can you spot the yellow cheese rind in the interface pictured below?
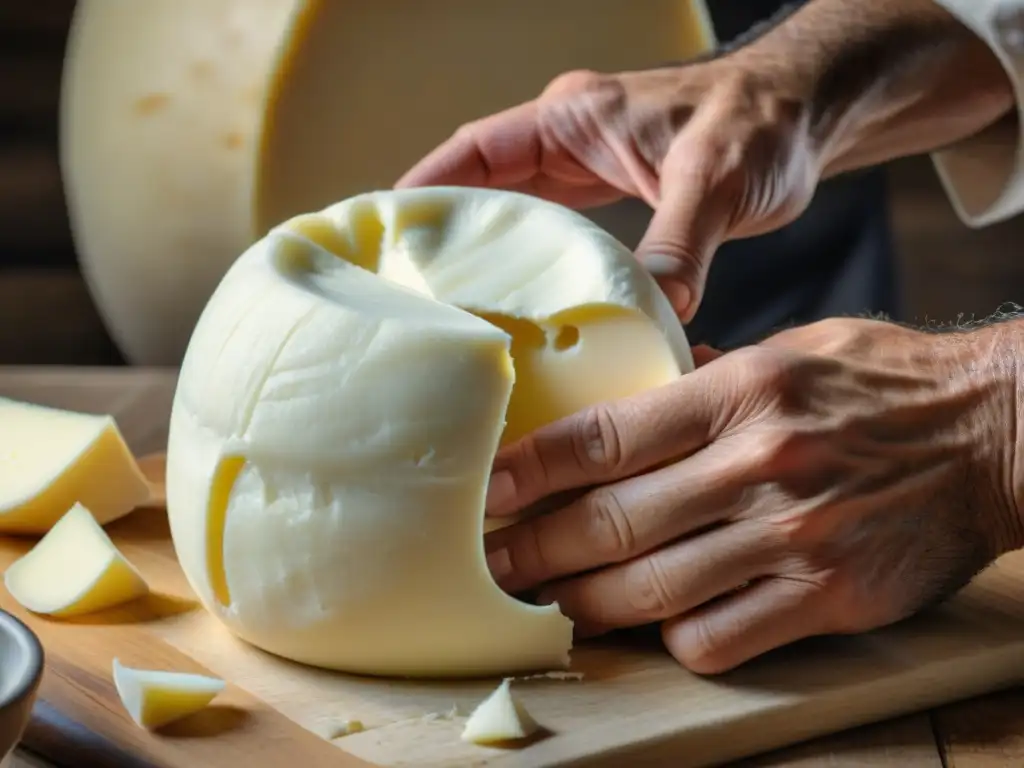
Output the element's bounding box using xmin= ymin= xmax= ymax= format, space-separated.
xmin=4 ymin=503 xmax=149 ymax=617
xmin=461 ymin=678 xmax=542 ymax=745
xmin=112 ymin=658 xmax=226 ymax=730
xmin=165 ymin=187 xmax=693 ymax=678
xmin=0 ymin=398 xmax=150 ymax=533
xmin=60 ymin=0 xmax=715 ymax=365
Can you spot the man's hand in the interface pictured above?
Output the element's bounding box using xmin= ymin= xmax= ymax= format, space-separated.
xmin=395 ymin=0 xmax=1012 ymax=324
xmin=396 ymin=61 xmax=820 ymax=322
xmin=482 ymin=318 xmax=1024 ymax=673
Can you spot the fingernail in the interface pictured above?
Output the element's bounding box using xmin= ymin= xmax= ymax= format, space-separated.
xmin=486 ymin=547 xmax=513 ymax=582
xmin=638 ymin=253 xmax=680 ymax=278
xmin=485 ymin=470 xmax=516 ymax=512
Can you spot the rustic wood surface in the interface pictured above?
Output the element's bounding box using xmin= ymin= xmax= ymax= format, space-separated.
xmin=0 ymin=367 xmax=1023 ymax=768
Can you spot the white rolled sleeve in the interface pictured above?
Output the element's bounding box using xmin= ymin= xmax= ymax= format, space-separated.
xmin=930 ymin=0 xmax=1024 ymax=227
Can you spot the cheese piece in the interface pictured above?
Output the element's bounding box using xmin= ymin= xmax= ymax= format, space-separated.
xmin=111 ymin=658 xmax=226 ymax=729
xmin=462 ymin=679 xmax=541 ymax=745
xmin=0 ymin=397 xmax=151 ymax=533
xmin=165 ymin=187 xmax=694 ymax=678
xmin=321 ymin=719 xmax=365 ymax=739
xmin=60 ymin=0 xmax=716 ymax=365
xmin=4 ymin=503 xmax=149 ymax=617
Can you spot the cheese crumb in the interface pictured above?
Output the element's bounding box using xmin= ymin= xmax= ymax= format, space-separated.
xmin=461 ymin=678 xmax=542 ymax=745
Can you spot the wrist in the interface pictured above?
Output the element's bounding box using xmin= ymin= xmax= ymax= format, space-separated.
xmin=728 ymin=0 xmax=1014 ymax=178
xmin=940 ymin=318 xmax=1024 ymax=555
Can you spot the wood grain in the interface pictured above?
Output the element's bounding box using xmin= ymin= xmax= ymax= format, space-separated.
xmin=933 ymin=676 xmax=1024 ymax=766
xmin=2 ymin=368 xmax=1024 ymax=767
xmin=0 ymin=583 xmax=367 ymax=768
xmin=734 ymin=715 xmax=942 ymax=767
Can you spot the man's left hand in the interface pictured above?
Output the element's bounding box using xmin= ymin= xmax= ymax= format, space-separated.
xmin=483 ymin=318 xmax=1022 ymax=673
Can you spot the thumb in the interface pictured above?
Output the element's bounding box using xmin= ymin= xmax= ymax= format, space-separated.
xmin=634 ymin=150 xmax=734 ymax=324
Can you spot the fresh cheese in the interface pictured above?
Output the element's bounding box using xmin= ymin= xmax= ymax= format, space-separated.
xmin=4 ymin=503 xmax=149 ymax=617
xmin=112 ymin=658 xmax=226 ymax=729
xmin=0 ymin=398 xmax=150 ymax=533
xmin=462 ymin=678 xmax=541 ymax=745
xmin=60 ymin=0 xmax=716 ymax=365
xmin=165 ymin=187 xmax=694 ymax=678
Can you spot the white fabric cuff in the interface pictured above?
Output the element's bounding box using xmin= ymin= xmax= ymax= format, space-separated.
xmin=930 ymin=0 xmax=1024 ymax=228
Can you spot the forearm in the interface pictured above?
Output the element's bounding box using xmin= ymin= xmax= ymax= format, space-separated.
xmin=734 ymin=0 xmax=1016 ymax=178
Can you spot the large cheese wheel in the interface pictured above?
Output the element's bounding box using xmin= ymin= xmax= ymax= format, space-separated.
xmin=59 ymin=0 xmax=716 ymax=365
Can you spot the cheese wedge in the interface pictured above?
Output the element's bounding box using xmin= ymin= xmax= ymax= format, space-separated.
xmin=462 ymin=679 xmax=541 ymax=745
xmin=112 ymin=658 xmax=226 ymax=729
xmin=4 ymin=503 xmax=149 ymax=617
xmin=165 ymin=187 xmax=694 ymax=678
xmin=0 ymin=398 xmax=150 ymax=533
xmin=60 ymin=0 xmax=716 ymax=365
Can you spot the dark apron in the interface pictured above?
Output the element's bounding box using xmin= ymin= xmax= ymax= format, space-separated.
xmin=587 ymin=0 xmax=900 ymax=351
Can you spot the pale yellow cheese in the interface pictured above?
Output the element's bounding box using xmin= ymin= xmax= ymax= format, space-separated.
xmin=165 ymin=186 xmax=694 ymax=678
xmin=461 ymin=678 xmax=541 ymax=745
xmin=60 ymin=0 xmax=716 ymax=365
xmin=4 ymin=503 xmax=149 ymax=617
xmin=111 ymin=658 xmax=226 ymax=729
xmin=0 ymin=398 xmax=151 ymax=533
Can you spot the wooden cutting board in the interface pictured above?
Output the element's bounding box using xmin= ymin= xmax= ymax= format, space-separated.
xmin=2 ymin=368 xmax=1024 ymax=768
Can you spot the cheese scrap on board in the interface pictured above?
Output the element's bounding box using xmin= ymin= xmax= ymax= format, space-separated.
xmin=165 ymin=187 xmax=694 ymax=678
xmin=462 ymin=678 xmax=542 ymax=745
xmin=112 ymin=658 xmax=226 ymax=729
xmin=0 ymin=397 xmax=150 ymax=533
xmin=4 ymin=503 xmax=149 ymax=617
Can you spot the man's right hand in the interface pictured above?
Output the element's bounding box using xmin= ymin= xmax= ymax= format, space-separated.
xmin=395 ymin=61 xmax=823 ymax=324
xmin=395 ymin=0 xmax=1014 ymax=325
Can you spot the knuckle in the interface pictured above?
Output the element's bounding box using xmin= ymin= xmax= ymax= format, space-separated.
xmin=763 ymin=508 xmax=819 ymax=552
xmin=503 ymin=521 xmax=549 ymax=585
xmin=543 ymin=68 xmax=607 ymax=98
xmin=573 ymin=404 xmax=627 ymax=476
xmin=448 ymin=121 xmax=491 ymax=170
xmin=624 ymin=558 xmax=676 ymax=617
xmin=731 ymin=345 xmax=834 ymax=415
xmin=504 ymin=434 xmax=551 ymax=502
xmin=671 ymin=619 xmax=732 ymax=675
xmin=640 ymin=244 xmax=704 ymax=284
xmin=579 ymin=488 xmax=635 ymax=560
xmin=450 ymin=119 xmax=482 ymax=146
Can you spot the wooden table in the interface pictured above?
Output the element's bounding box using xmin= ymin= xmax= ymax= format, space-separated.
xmin=2 ymin=366 xmax=1023 ymax=768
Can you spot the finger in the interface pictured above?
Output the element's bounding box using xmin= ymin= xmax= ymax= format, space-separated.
xmin=395 ymin=101 xmax=541 ymax=189
xmin=635 ymin=91 xmax=754 ymax=323
xmin=634 ymin=152 xmax=732 ymax=324
xmin=661 ymin=576 xmax=829 ymax=675
xmin=485 ymin=436 xmax=755 ymax=593
xmin=534 ymin=518 xmax=783 ymax=635
xmin=484 ymin=367 xmax=725 ymax=517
